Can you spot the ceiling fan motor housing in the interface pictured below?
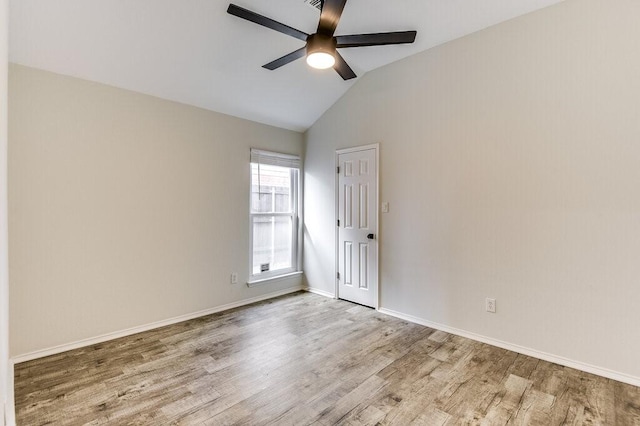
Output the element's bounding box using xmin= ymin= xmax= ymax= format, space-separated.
xmin=306 ymin=33 xmax=337 ymax=56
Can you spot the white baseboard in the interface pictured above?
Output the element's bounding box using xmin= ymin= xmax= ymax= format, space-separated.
xmin=377 ymin=307 xmax=640 ymax=388
xmin=11 ymin=286 xmax=303 ymax=365
xmin=304 ymin=287 xmax=335 ymax=299
xmin=3 ymin=360 xmax=14 ymax=426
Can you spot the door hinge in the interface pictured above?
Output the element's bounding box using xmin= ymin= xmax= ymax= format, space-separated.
xmin=337 ymin=272 xmax=340 ymax=280
xmin=337 ymin=219 xmax=340 ymax=227
xmin=336 ymin=166 xmax=340 ymax=174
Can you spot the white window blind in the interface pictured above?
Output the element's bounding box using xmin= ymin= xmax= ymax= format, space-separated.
xmin=250 ymin=149 xmax=300 ymax=169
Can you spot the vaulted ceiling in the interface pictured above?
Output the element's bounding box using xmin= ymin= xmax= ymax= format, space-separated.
xmin=9 ymin=0 xmax=564 ymax=131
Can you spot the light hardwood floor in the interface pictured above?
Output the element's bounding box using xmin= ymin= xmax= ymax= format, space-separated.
xmin=14 ymin=291 xmax=640 ymax=425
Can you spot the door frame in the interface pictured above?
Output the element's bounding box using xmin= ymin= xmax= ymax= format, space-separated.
xmin=335 ymin=143 xmax=380 ymax=309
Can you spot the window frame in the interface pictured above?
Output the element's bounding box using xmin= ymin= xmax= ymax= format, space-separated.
xmin=248 ymin=150 xmax=301 ymax=283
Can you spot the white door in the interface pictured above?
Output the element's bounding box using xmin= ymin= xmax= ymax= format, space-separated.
xmin=337 ymin=146 xmax=378 ymax=308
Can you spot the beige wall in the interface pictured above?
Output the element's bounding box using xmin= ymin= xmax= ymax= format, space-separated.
xmin=1 ymin=0 xmax=9 ymax=421
xmin=304 ymin=0 xmax=640 ymax=381
xmin=8 ymin=64 xmax=303 ymax=357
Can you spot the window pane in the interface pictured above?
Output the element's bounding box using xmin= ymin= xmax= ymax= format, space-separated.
xmin=251 ymin=164 xmax=291 ymax=213
xmin=252 ymin=216 xmax=293 ymax=274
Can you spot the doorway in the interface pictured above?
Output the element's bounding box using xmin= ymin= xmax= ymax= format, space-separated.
xmin=335 ymin=144 xmax=378 ymax=308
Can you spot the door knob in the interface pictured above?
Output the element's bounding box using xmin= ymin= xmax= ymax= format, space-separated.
xmin=367 ymin=233 xmax=375 ymax=240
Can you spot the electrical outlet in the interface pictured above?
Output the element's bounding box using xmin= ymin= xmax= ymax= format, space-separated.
xmin=486 ymin=298 xmax=496 ymax=313
xmin=230 ymin=273 xmax=238 ymax=284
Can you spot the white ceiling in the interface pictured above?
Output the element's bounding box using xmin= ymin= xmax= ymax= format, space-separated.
xmin=9 ymin=0 xmax=564 ymax=132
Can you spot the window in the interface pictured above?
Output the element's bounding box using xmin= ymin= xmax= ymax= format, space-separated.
xmin=249 ymin=149 xmax=301 ymax=281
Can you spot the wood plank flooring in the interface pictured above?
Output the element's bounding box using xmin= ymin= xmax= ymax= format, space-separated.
xmin=14 ymin=291 xmax=640 ymax=425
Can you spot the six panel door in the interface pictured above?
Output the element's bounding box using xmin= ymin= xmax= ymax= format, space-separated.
xmin=337 ymin=148 xmax=377 ymax=308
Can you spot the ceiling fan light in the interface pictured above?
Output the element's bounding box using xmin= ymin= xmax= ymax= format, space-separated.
xmin=307 ymin=51 xmax=335 ymax=69
xmin=306 ymin=33 xmax=337 ymax=70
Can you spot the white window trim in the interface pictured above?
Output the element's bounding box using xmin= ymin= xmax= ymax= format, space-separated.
xmin=248 ymin=149 xmax=302 ymax=284
xmin=246 ymin=270 xmax=303 ymax=287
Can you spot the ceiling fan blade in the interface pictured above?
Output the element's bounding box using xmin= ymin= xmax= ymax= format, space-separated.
xmin=317 ymin=0 xmax=347 ymax=37
xmin=263 ymin=47 xmax=307 ymax=70
xmin=333 ymin=51 xmax=356 ymax=80
xmin=227 ymin=4 xmax=308 ymax=41
xmin=336 ymin=31 xmax=417 ymax=48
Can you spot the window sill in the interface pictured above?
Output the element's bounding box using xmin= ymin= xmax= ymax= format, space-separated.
xmin=246 ymin=271 xmax=303 ymax=287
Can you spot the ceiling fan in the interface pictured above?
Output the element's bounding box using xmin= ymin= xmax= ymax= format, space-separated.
xmin=227 ymin=0 xmax=417 ymax=80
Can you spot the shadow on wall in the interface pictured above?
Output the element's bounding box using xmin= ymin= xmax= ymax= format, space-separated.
xmin=302 ymin=170 xmax=336 ymax=296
